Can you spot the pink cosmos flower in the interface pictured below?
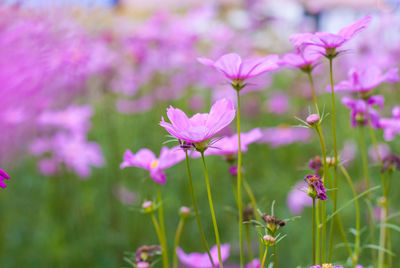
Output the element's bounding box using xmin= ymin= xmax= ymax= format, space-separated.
xmin=257 ymin=126 xmax=311 ymax=147
xmin=205 ymin=128 xmax=262 ymax=156
xmin=287 ymin=181 xmax=313 ymax=214
xmin=0 ymin=169 xmax=11 ymax=189
xmin=341 ymin=96 xmax=383 ymax=128
xmin=246 ymin=259 xmax=260 ymax=268
xmin=368 ymin=143 xmax=390 ymax=163
xmin=380 ymin=106 xmax=400 ymax=141
xmin=176 ymin=244 xmax=230 ymax=268
xmin=266 ymin=92 xmax=289 ymax=115
xmin=310 ymin=266 xmax=343 ymax=268
xmin=290 ymin=14 xmax=371 ymax=53
xmin=120 ymin=146 xmax=185 ymax=184
xmin=280 ymin=46 xmax=322 ymax=71
xmin=330 ymin=66 xmax=399 ymax=93
xmin=160 ymin=98 xmax=236 ymax=144
xmin=197 ymin=53 xmax=279 ymax=83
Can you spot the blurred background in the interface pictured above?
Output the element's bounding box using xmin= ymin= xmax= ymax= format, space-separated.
xmin=1 ymin=0 xmax=400 ymax=267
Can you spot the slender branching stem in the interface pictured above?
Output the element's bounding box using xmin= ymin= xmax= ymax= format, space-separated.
xmin=156 ymin=185 xmax=169 ymax=268
xmin=173 ymin=217 xmax=186 ymax=268
xmin=201 ymin=152 xmax=223 ymax=268
xmin=313 ymin=198 xmax=316 ymax=265
xmin=184 ymin=151 xmax=214 ymax=266
xmin=260 ymin=246 xmax=269 ymax=268
xmin=150 ymin=212 xmax=167 ymax=268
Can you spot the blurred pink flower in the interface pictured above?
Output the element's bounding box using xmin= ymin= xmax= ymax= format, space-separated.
xmin=266 ymin=92 xmax=289 ymax=115
xmin=0 ymin=169 xmax=11 ymax=189
xmin=287 ymin=181 xmax=313 ymax=214
xmin=197 ymin=53 xmax=279 ymax=83
xmin=205 ymin=128 xmax=262 ymax=156
xmin=257 ymin=126 xmax=311 ymax=147
xmin=160 ymin=98 xmax=236 ymax=143
xmin=246 ymin=259 xmax=260 ymax=268
xmin=368 ymin=143 xmax=390 ymax=163
xmin=113 ymin=185 xmax=137 ymax=205
xmin=341 ymin=96 xmax=383 ymax=128
xmin=120 ymin=146 xmax=185 ymax=184
xmin=176 ymin=244 xmax=230 ymax=268
xmin=331 ymin=66 xmax=399 ymax=93
xmin=380 ymin=106 xmax=400 ymax=141
xmin=280 ymin=46 xmax=322 ymax=70
xmin=290 ymin=14 xmax=371 ymax=52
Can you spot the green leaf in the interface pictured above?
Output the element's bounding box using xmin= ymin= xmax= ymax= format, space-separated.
xmin=363 ymin=244 xmax=395 ymax=256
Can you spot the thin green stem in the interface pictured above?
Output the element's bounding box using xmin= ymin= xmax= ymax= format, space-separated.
xmin=200 ymin=152 xmax=223 ymax=268
xmin=156 ymin=185 xmax=169 ymax=268
xmin=173 ymin=217 xmax=186 ymax=268
xmin=150 ymin=212 xmax=167 ymax=267
xmin=245 ymin=224 xmax=254 ymax=265
xmin=328 ymin=57 xmax=339 ymax=263
xmin=339 ymin=165 xmax=360 ymax=267
xmin=315 ymin=125 xmax=328 ymax=262
xmin=358 ymin=126 xmax=376 ymax=263
xmin=184 ymin=151 xmax=214 ymax=266
xmin=243 ymin=178 xmax=263 ymax=260
xmin=273 ymin=244 xmax=278 ymax=268
xmin=236 ymin=89 xmax=244 ymax=268
xmin=316 ymin=200 xmax=320 ymax=264
xmin=313 ymin=198 xmax=316 ymax=265
xmin=260 ymin=246 xmax=269 ymax=268
xmin=307 ymin=71 xmax=319 ymax=113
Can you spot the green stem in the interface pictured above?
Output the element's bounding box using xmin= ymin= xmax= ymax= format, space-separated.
xmin=315 ymin=125 xmax=328 ymax=262
xmin=200 ymin=152 xmax=223 ymax=268
xmin=273 ymin=244 xmax=278 ymax=268
xmin=245 ymin=224 xmax=254 ymax=265
xmin=243 ymin=178 xmax=263 ymax=260
xmin=150 ymin=212 xmax=166 ymax=267
xmin=173 ymin=217 xmax=186 ymax=268
xmin=307 ymin=71 xmax=319 ymax=113
xmin=368 ymin=125 xmax=388 ymax=268
xmin=316 ymin=200 xmax=320 ymax=264
xmin=358 ymin=126 xmax=376 ymax=263
xmin=313 ymin=198 xmax=316 ymax=265
xmin=156 ymin=185 xmax=169 ymax=268
xmin=328 ymin=57 xmax=339 ymax=263
xmin=339 ymin=165 xmax=360 ymax=267
xmin=184 ymin=151 xmax=214 ymax=266
xmin=260 ymin=246 xmax=269 ymax=268
xmin=236 ymin=89 xmax=244 ymax=268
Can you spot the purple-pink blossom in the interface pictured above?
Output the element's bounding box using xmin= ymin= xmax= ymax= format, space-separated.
xmin=287 ymin=181 xmax=313 ymax=214
xmin=257 ymin=126 xmax=311 ymax=147
xmin=290 ymin=14 xmax=371 ymax=54
xmin=160 ymin=98 xmax=236 ymax=144
xmin=246 ymin=259 xmax=260 ymax=268
xmin=280 ymin=46 xmax=322 ymax=71
xmin=379 ymin=106 xmax=400 ymax=141
xmin=197 ymin=53 xmax=279 ymax=84
xmin=176 ymin=244 xmax=230 ymax=268
xmin=341 ymin=96 xmax=383 ymax=128
xmin=0 ymin=169 xmax=11 ymax=189
xmin=205 ymin=128 xmax=262 ymax=156
xmin=304 ymin=174 xmax=327 ymax=200
xmin=120 ymin=146 xmax=185 ymax=184
xmin=331 ymin=66 xmax=399 ymax=93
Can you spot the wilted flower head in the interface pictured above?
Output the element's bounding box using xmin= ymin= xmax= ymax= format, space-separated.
xmin=381 ymin=154 xmax=400 ymax=173
xmin=135 ymin=245 xmax=162 ymax=266
xmin=176 ymin=244 xmax=230 ymax=268
xmin=379 ymin=106 xmax=400 ymax=141
xmin=197 ymin=53 xmax=279 ymax=88
xmin=120 ymin=146 xmax=185 ymax=184
xmin=262 ymin=214 xmax=285 ymax=233
xmin=341 ymin=96 xmax=383 ymax=128
xmin=290 ymin=14 xmax=371 ymax=57
xmin=308 ymin=156 xmax=322 ymax=174
xmin=304 ymin=174 xmax=327 ymax=200
xmin=160 ymin=99 xmax=236 ymax=149
xmin=0 ymin=169 xmax=11 ymax=189
xmin=287 ymin=181 xmax=313 ymax=214
xmin=331 ymin=66 xmax=399 ymax=94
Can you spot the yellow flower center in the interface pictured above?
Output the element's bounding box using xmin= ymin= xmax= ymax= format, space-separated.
xmin=150 ymin=160 xmax=159 ymax=169
xmin=322 ymin=264 xmax=333 ymax=268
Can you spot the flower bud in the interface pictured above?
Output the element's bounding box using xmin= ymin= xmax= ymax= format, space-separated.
xmin=229 ymin=165 xmax=238 ymax=176
xmin=142 ymin=201 xmax=155 ymax=214
xmin=179 ymin=206 xmax=191 ymax=217
xmin=243 ymin=205 xmax=254 ymax=222
xmin=263 ymin=235 xmax=275 ymax=246
xmin=306 ymin=114 xmax=320 ymax=126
